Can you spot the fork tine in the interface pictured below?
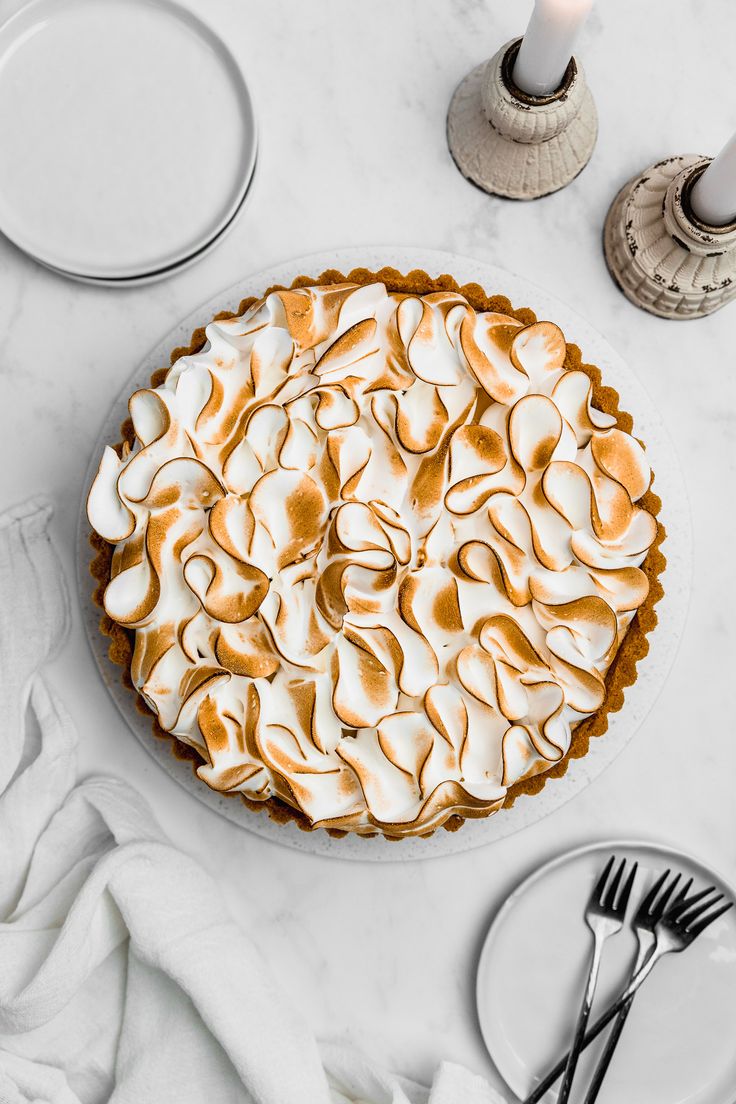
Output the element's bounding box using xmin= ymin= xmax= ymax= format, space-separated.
xmin=671 ymin=876 xmax=694 ymax=907
xmin=651 ymin=871 xmax=681 ymax=921
xmin=603 ymin=858 xmax=626 ymax=910
xmin=677 ymin=892 xmax=723 ymax=928
xmin=590 ymin=854 xmax=616 ymax=906
xmin=668 ymin=884 xmax=716 ymax=921
xmin=634 ymin=867 xmax=671 ymax=920
xmin=616 ymin=860 xmax=638 ymax=915
xmin=688 ymin=901 xmax=734 ymax=938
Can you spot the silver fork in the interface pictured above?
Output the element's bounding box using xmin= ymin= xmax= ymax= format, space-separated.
xmin=581 ymin=879 xmax=733 ymax=1103
xmin=578 ymin=867 xmax=681 ymax=1103
xmin=524 ymin=874 xmax=732 ymax=1104
xmin=556 ymin=855 xmax=638 ymax=1104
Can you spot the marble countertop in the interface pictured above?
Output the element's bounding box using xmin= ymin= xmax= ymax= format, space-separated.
xmin=1 ymin=0 xmax=734 ymax=1091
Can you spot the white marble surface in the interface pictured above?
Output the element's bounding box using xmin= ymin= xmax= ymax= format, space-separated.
xmin=1 ymin=0 xmax=735 ymax=1093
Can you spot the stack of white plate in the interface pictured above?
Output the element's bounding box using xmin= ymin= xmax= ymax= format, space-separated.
xmin=0 ymin=0 xmax=257 ymax=285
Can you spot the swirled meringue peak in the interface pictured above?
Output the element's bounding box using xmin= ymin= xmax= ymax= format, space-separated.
xmin=88 ymin=281 xmax=657 ymax=837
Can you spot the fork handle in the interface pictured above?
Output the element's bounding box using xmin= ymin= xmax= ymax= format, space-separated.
xmin=581 ymin=992 xmax=635 ymax=1104
xmin=523 ymin=950 xmax=661 ymax=1104
xmin=556 ymin=934 xmax=605 ymax=1104
xmin=581 ymin=940 xmax=652 ymax=1104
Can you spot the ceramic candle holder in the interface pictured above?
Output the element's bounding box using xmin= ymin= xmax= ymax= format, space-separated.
xmin=446 ymin=37 xmax=598 ymax=200
xmin=604 ymin=155 xmax=736 ymax=320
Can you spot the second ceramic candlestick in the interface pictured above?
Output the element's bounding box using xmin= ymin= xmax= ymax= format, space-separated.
xmin=604 ymin=155 xmax=736 ymax=319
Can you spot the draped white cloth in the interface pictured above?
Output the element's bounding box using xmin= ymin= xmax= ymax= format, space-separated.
xmin=0 ymin=499 xmax=506 ymax=1104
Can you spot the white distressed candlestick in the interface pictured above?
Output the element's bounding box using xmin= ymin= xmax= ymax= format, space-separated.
xmin=604 ymin=155 xmax=736 ymax=320
xmin=447 ymin=37 xmax=597 ymax=200
xmin=514 ymin=0 xmax=594 ymax=97
xmin=690 ymin=131 xmax=736 ymax=227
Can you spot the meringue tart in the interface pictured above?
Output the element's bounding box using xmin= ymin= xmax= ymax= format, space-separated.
xmin=89 ymin=267 xmax=664 ymax=839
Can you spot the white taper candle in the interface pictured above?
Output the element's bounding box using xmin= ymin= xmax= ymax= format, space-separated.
xmin=689 ymin=131 xmax=736 ymax=227
xmin=513 ymin=0 xmax=593 ymax=98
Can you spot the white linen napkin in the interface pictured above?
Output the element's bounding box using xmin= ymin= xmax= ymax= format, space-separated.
xmin=0 ymin=499 xmax=508 ymax=1104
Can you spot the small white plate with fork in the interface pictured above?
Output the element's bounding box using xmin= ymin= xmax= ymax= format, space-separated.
xmin=477 ymin=840 xmax=736 ymax=1104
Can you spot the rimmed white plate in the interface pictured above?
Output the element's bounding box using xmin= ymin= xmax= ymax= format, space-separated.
xmin=477 ymin=840 xmax=736 ymax=1103
xmin=36 ymin=164 xmax=256 ymax=287
xmin=0 ymin=0 xmax=257 ymax=280
xmin=76 ymin=247 xmax=692 ymax=861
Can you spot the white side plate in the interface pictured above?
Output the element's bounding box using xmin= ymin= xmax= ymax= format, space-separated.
xmin=35 ymin=167 xmax=255 ymax=287
xmin=477 ymin=840 xmax=736 ymax=1103
xmin=0 ymin=0 xmax=256 ymax=278
xmin=77 ymin=247 xmax=692 ymax=861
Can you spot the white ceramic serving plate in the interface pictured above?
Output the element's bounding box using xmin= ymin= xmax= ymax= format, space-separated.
xmin=77 ymin=247 xmax=692 ymax=861
xmin=0 ymin=0 xmax=257 ymax=279
xmin=477 ymin=840 xmax=736 ymax=1103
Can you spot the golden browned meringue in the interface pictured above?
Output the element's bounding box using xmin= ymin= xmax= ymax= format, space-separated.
xmin=88 ymin=282 xmax=658 ymax=837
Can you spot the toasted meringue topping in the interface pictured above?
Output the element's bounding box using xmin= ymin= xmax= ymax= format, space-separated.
xmin=88 ymin=282 xmax=657 ymax=837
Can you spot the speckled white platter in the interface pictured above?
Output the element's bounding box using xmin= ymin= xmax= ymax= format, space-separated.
xmin=77 ymin=248 xmax=692 ymax=861
xmin=477 ymin=840 xmax=736 ymax=1102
